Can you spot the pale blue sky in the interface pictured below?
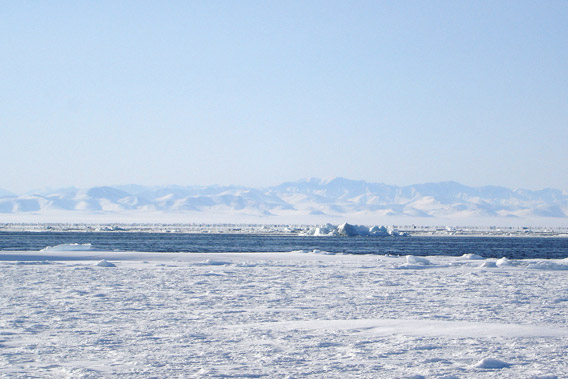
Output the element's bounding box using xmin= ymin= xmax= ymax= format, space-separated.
xmin=1 ymin=1 xmax=567 ymax=192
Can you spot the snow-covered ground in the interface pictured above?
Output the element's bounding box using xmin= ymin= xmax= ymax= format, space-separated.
xmin=1 ymin=248 xmax=567 ymax=378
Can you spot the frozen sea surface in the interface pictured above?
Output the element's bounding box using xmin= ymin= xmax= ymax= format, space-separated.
xmin=1 ymin=250 xmax=567 ymax=378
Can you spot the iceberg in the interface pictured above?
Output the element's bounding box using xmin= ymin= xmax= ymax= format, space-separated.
xmin=302 ymin=223 xmax=409 ymax=237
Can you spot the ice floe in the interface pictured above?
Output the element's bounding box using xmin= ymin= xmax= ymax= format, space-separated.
xmin=41 ymin=243 xmax=98 ymax=251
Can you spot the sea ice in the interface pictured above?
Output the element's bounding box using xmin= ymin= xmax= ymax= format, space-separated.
xmin=1 ymin=250 xmax=567 ymax=377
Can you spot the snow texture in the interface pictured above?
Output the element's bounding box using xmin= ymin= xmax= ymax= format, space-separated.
xmin=1 ymin=250 xmax=567 ymax=378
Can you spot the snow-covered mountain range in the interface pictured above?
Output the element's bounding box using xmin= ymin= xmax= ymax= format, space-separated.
xmin=1 ymin=178 xmax=567 ymax=224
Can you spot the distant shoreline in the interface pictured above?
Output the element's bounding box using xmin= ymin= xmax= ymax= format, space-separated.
xmin=1 ymin=223 xmax=567 ymax=238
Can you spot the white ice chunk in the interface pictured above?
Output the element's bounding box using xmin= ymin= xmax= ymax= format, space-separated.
xmin=474 ymin=358 xmax=511 ymax=369
xmin=197 ymin=259 xmax=232 ymax=266
xmin=95 ymin=259 xmax=116 ymax=267
xmin=302 ymin=223 xmax=408 ymax=237
xmin=41 ymin=243 xmax=96 ymax=251
xmin=496 ymin=257 xmax=513 ymax=267
xmin=406 ymin=255 xmax=431 ymax=265
xmin=461 ymin=253 xmax=484 ymax=260
xmin=527 ymin=261 xmax=568 ymax=270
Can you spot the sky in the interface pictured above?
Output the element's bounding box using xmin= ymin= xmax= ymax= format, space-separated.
xmin=1 ymin=1 xmax=567 ymax=193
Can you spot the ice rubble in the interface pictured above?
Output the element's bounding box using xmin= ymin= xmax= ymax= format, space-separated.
xmin=302 ymin=222 xmax=409 ymax=237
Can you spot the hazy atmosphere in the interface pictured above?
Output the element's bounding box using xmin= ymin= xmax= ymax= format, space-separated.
xmin=2 ymin=4 xmax=568 ymax=378
xmin=1 ymin=1 xmax=567 ymax=193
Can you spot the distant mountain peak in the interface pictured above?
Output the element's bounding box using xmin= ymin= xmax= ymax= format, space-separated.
xmin=1 ymin=179 xmax=566 ymax=221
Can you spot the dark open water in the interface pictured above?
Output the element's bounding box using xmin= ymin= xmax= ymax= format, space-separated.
xmin=0 ymin=232 xmax=567 ymax=259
